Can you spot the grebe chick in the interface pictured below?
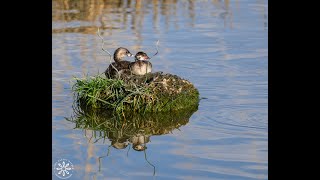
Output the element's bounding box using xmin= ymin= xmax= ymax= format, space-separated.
xmin=105 ymin=47 xmax=133 ymax=78
xmin=129 ymin=52 xmax=152 ymax=75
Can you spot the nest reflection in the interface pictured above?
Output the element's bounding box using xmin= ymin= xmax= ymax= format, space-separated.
xmin=67 ymin=104 xmax=198 ymax=151
xmin=67 ymin=104 xmax=198 ymax=175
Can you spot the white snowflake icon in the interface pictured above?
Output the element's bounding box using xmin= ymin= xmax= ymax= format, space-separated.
xmin=54 ymin=159 xmax=74 ymax=179
xmin=56 ymin=161 xmax=72 ymax=176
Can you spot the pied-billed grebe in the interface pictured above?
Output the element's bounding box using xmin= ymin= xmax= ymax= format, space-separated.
xmin=105 ymin=47 xmax=133 ymax=78
xmin=129 ymin=52 xmax=152 ymax=75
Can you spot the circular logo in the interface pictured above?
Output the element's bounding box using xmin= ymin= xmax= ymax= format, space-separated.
xmin=53 ymin=159 xmax=74 ymax=179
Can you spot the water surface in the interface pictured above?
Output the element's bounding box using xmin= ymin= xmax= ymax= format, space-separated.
xmin=52 ymin=0 xmax=268 ymax=179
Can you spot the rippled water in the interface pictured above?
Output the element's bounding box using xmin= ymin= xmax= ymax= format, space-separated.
xmin=52 ymin=0 xmax=268 ymax=179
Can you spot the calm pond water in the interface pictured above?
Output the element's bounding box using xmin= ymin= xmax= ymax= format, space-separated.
xmin=52 ymin=0 xmax=268 ymax=179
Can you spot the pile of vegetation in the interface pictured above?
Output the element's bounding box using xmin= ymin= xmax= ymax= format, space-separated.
xmin=72 ymin=71 xmax=199 ymax=114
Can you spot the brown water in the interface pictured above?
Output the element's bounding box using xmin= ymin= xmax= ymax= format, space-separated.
xmin=52 ymin=0 xmax=268 ymax=179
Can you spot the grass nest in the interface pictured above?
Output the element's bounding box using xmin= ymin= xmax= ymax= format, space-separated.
xmin=72 ymin=71 xmax=199 ymax=114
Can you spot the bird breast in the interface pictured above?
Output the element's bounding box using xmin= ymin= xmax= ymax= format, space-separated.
xmin=130 ymin=61 xmax=152 ymax=75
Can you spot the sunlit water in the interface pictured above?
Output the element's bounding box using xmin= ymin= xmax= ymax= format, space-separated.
xmin=52 ymin=0 xmax=268 ymax=179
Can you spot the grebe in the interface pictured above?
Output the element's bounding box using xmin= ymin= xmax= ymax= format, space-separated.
xmin=105 ymin=47 xmax=133 ymax=78
xmin=129 ymin=52 xmax=152 ymax=75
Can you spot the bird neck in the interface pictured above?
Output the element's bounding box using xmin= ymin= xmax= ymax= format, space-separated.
xmin=114 ymin=56 xmax=121 ymax=63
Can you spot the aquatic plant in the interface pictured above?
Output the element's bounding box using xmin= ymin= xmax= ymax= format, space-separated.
xmin=72 ymin=72 xmax=199 ymax=114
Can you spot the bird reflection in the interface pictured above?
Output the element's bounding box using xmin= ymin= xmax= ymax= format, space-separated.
xmin=67 ymin=103 xmax=198 ymax=176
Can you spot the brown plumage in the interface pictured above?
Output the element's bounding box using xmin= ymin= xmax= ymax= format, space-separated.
xmin=105 ymin=47 xmax=133 ymax=78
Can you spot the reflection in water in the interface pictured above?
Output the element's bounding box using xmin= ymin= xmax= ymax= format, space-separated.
xmin=68 ymin=105 xmax=197 ymax=150
xmin=66 ymin=105 xmax=198 ymax=176
xmin=52 ymin=0 xmax=233 ymax=34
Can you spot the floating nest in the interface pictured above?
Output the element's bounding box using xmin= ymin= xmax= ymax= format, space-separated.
xmin=72 ymin=71 xmax=199 ymax=113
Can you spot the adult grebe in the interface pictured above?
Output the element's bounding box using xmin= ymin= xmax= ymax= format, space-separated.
xmin=105 ymin=47 xmax=133 ymax=78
